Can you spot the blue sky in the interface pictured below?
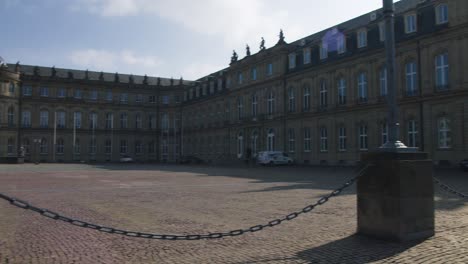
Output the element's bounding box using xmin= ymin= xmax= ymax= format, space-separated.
xmin=1 ymin=0 xmax=388 ymax=80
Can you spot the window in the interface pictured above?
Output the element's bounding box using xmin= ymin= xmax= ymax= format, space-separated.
xmin=135 ymin=141 xmax=142 ymax=155
xmin=120 ymin=93 xmax=128 ymax=104
xmin=408 ymin=120 xmax=419 ymax=148
xmin=120 ymin=140 xmax=128 ymax=154
xmin=57 ymin=88 xmax=66 ymax=98
xmin=74 ymin=138 xmax=81 ymax=155
xmin=381 ymin=123 xmax=388 ymax=145
xmin=337 ymin=34 xmax=346 ymax=54
xmin=267 ymin=63 xmax=273 ymax=76
xmin=40 ymin=111 xmax=49 ymax=128
xmin=90 ymin=90 xmax=98 ymax=101
xmin=135 ymin=114 xmax=142 ymax=129
xmin=21 ymin=111 xmax=31 ymax=128
xmin=288 ymin=53 xmax=296 ymax=69
xmin=320 ymin=80 xmax=327 ymax=108
xmin=40 ymin=138 xmax=48 ymax=154
xmin=120 ymin=113 xmax=128 ymax=129
xmin=40 ymin=87 xmax=49 ymax=97
xmin=56 ymin=138 xmax=64 ymax=155
xmin=320 ymin=127 xmax=328 ymax=152
xmin=358 ymin=72 xmax=368 ymax=102
xmin=22 ymin=85 xmax=32 ymax=96
xmin=267 ymin=129 xmax=275 ymax=151
xmin=9 ymin=83 xmax=15 ymax=93
xmin=251 ymin=131 xmax=258 ymax=156
xmin=217 ymin=79 xmax=223 ymax=91
xmin=202 ymin=85 xmax=207 ymax=96
xmin=106 ymin=90 xmax=113 ymax=101
xmin=74 ymin=112 xmax=82 ymax=129
xmin=357 ymin=29 xmax=367 ymax=48
xmin=136 ymin=94 xmax=143 ymax=103
xmin=338 ymin=78 xmax=346 ymax=105
xmin=304 ymin=48 xmax=311 ymax=64
xmin=105 ymin=113 xmax=113 ymax=129
xmin=252 ymin=67 xmax=257 ymax=81
xmin=406 ymin=62 xmax=418 ymax=96
xmin=320 ymin=42 xmax=328 ymax=60
xmin=267 ymin=91 xmax=275 ymax=115
xmin=149 ymin=114 xmax=156 ymax=130
xmin=251 ymin=93 xmax=258 ymax=118
xmin=237 ymin=96 xmax=243 ymax=120
xmin=287 ymin=128 xmax=296 ymax=153
xmin=161 ymin=113 xmax=169 ymax=131
xmin=435 ymin=53 xmax=449 ymax=89
xmin=288 ymin=88 xmax=296 ymax=112
xmin=162 ymin=95 xmax=170 ymax=105
xmin=237 ymin=132 xmax=244 ymax=158
xmin=304 ymin=127 xmax=311 ymax=152
xmin=405 ymin=14 xmax=417 ymax=34
xmin=7 ymin=138 xmax=14 ymax=155
xmin=379 ymin=22 xmax=386 ymax=42
xmin=303 ymin=86 xmax=311 ymax=111
xmin=162 ymin=140 xmax=168 ymax=157
xmin=436 ymin=4 xmax=448 ymax=25
xmin=149 ymin=95 xmax=156 ymax=103
xmin=57 ymin=111 xmax=66 ymax=129
xmin=74 ymin=89 xmax=82 ymax=99
xmin=7 ymin=107 xmax=14 ymax=127
xmin=359 ymin=125 xmax=368 ymax=151
xmin=238 ymin=72 xmax=243 ymax=85
xmin=339 ymin=126 xmax=347 ymax=151
xmin=438 ymin=117 xmax=451 ymax=149
xmin=89 ymin=112 xmax=97 ymax=129
xmin=209 ymin=82 xmax=215 ymax=94
xmin=105 ymin=140 xmax=111 ymax=154
xmin=380 ymin=67 xmax=387 ymax=97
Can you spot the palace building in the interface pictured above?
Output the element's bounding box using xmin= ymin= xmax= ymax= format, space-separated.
xmin=1 ymin=0 xmax=467 ymax=165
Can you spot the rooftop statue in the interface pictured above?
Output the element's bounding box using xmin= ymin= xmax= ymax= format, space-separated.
xmin=68 ymin=71 xmax=74 ymax=79
xmin=84 ymin=69 xmax=89 ymax=80
xmin=260 ymin=37 xmax=266 ymax=51
xmin=114 ymin=72 xmax=119 ymax=83
xmin=129 ymin=74 xmax=134 ymax=84
xmin=15 ymin=61 xmax=20 ymax=72
xmin=99 ymin=71 xmax=104 ymax=81
xmin=51 ymin=66 xmax=57 ymax=77
xmin=278 ymin=29 xmax=285 ymax=44
xmin=246 ymin=45 xmax=251 ymax=56
xmin=143 ymin=74 xmax=148 ymax=85
xmin=231 ymin=50 xmax=238 ymax=63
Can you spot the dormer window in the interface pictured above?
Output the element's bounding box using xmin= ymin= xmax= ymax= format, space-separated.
xmin=288 ymin=53 xmax=296 ymax=69
xmin=267 ymin=63 xmax=273 ymax=76
xmin=304 ymin=48 xmax=311 ymax=64
xmin=238 ymin=72 xmax=243 ymax=84
xmin=405 ymin=13 xmax=417 ymax=34
xmin=319 ymin=43 xmax=328 ymax=60
xmin=357 ymin=29 xmax=367 ymax=48
xmin=379 ymin=22 xmax=386 ymax=42
xmin=251 ymin=67 xmax=257 ymax=81
xmin=436 ymin=3 xmax=448 ymax=25
xmin=337 ymin=34 xmax=346 ymax=54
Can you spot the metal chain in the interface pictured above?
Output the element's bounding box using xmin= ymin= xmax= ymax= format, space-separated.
xmin=433 ymin=176 xmax=468 ymax=199
xmin=0 ymin=165 xmax=370 ymax=240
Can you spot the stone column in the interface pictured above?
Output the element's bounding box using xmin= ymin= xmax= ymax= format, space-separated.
xmin=357 ymin=151 xmax=434 ymax=241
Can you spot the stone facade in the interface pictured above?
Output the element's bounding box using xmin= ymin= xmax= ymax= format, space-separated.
xmin=1 ymin=0 xmax=467 ymax=165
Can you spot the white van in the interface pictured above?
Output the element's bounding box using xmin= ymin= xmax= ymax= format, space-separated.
xmin=257 ymin=151 xmax=294 ymax=165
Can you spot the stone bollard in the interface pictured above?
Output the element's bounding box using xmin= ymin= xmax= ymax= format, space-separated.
xmin=357 ymin=151 xmax=434 ymax=242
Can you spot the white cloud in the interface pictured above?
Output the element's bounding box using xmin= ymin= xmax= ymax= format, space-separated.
xmin=69 ymin=49 xmax=163 ymax=72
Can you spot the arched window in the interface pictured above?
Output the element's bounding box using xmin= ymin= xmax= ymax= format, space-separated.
xmin=22 ymin=138 xmax=30 ymax=155
xmin=105 ymin=139 xmax=111 ymax=154
xmin=267 ymin=91 xmax=275 ymax=115
xmin=288 ymin=87 xmax=295 ymax=112
xmin=237 ymin=132 xmax=244 ymax=158
xmin=40 ymin=138 xmax=48 ymax=154
xmin=56 ymin=138 xmax=64 ymax=154
xmin=135 ymin=141 xmax=142 ymax=155
xmin=357 ymin=72 xmax=368 ymax=102
xmin=438 ymin=117 xmax=451 ymax=148
xmin=267 ymin=129 xmax=275 ymax=151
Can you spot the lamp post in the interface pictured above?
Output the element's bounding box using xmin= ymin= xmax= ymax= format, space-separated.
xmin=380 ymin=0 xmax=410 ymax=151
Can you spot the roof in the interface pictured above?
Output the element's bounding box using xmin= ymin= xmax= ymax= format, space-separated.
xmin=7 ymin=64 xmax=195 ymax=86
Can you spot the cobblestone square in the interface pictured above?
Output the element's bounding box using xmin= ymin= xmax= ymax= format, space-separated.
xmin=0 ymin=164 xmax=467 ymax=264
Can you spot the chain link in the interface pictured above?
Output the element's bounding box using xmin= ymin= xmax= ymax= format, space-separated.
xmin=433 ymin=176 xmax=468 ymax=199
xmin=0 ymin=165 xmax=371 ymax=240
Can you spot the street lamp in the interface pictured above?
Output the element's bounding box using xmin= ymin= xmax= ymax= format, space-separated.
xmin=380 ymin=0 xmax=412 ymax=151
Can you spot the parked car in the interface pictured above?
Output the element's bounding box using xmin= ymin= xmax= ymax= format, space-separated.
xmin=180 ymin=155 xmax=204 ymax=164
xmin=119 ymin=155 xmax=134 ymax=163
xmin=257 ymin=151 xmax=294 ymax=166
xmin=460 ymin=159 xmax=468 ymax=171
